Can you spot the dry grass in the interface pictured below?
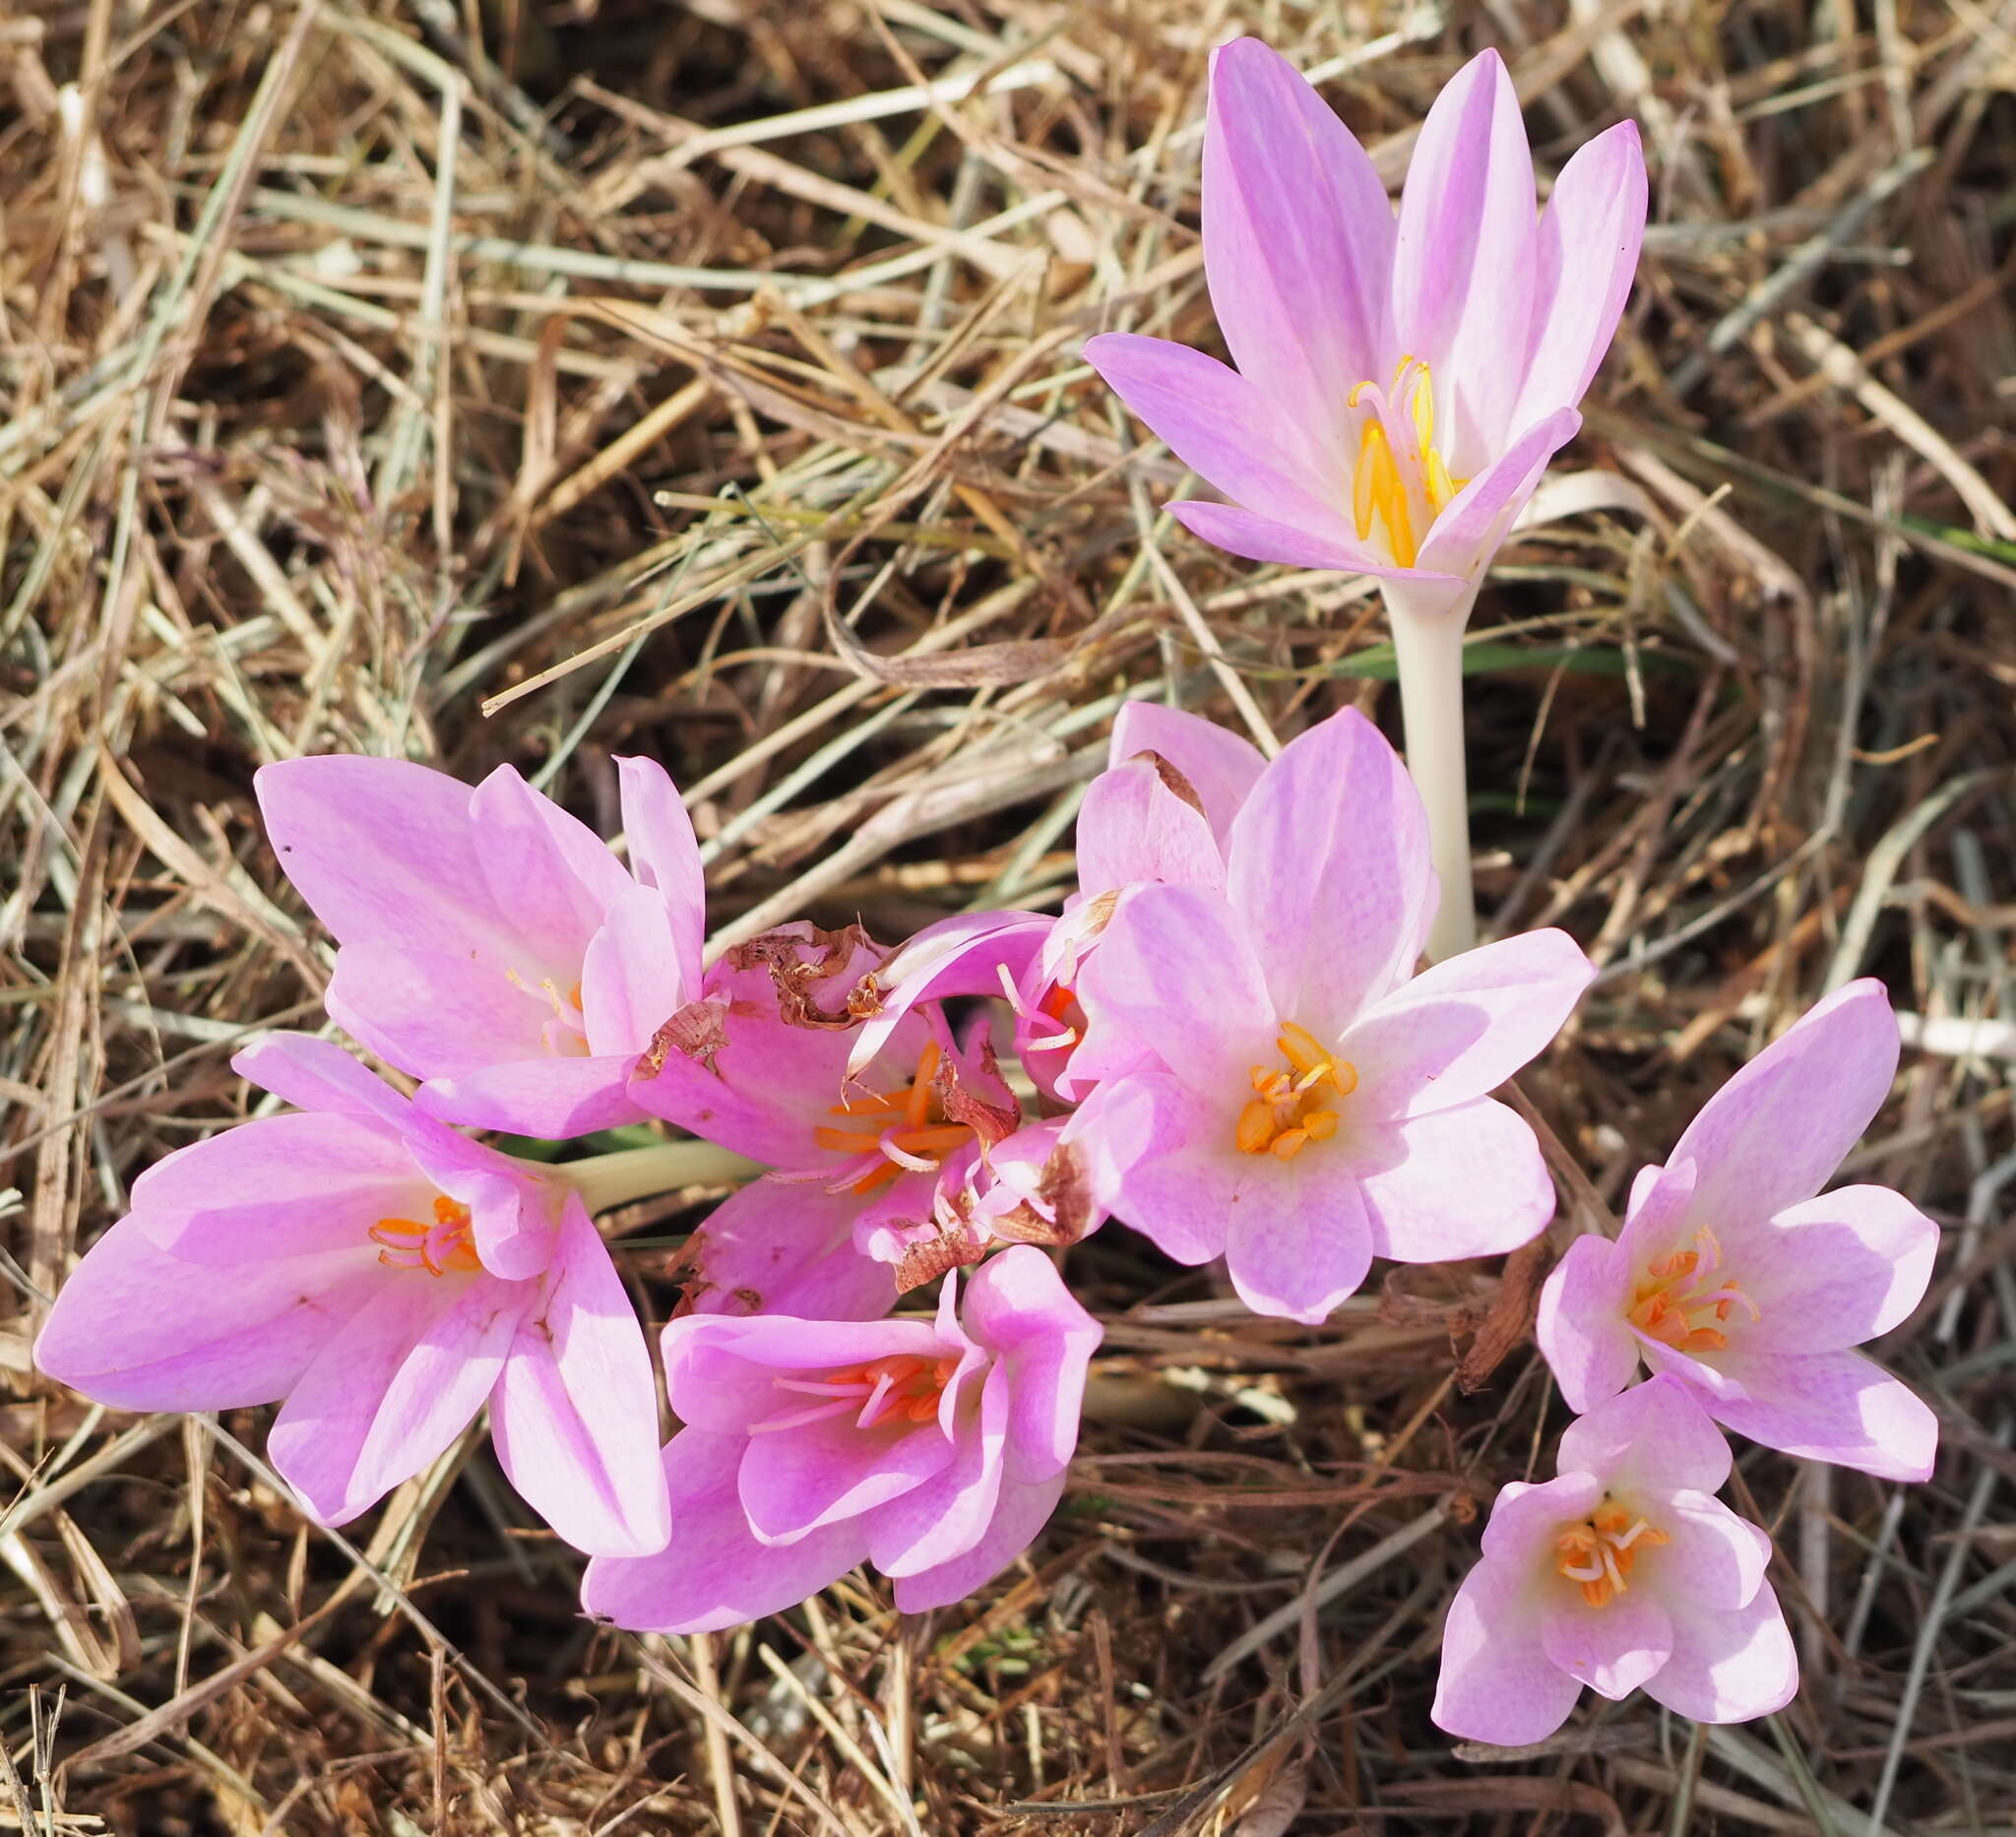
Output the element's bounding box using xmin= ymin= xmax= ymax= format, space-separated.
xmin=2 ymin=0 xmax=2014 ymax=1830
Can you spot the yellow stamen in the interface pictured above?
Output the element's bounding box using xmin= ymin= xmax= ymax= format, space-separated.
xmin=1425 ymin=448 xmax=1459 ymax=514
xmin=1555 ymin=1501 xmax=1670 ymax=1609
xmin=1353 ymin=420 xmax=1382 ymax=542
xmin=1233 ymin=1026 xmax=1356 ymax=1157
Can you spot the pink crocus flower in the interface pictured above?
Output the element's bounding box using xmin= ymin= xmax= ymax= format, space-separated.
xmin=1084 ymin=39 xmax=1646 ymax=622
xmin=33 ymin=1035 xmax=668 ymax=1554
xmin=1537 ymin=981 xmax=1940 ymax=1481
xmin=256 ymin=753 xmax=705 ymax=1140
xmin=1067 ymin=707 xmax=1594 ymax=1324
xmin=1433 ymin=1376 xmax=1796 ymax=1744
xmin=580 ymin=1246 xmax=1101 ymax=1630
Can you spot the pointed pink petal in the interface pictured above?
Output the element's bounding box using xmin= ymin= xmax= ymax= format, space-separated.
xmin=1342 ymin=926 xmax=1594 ymax=1117
xmin=1557 ymin=1374 xmax=1732 ymax=1497
xmin=1431 ymin=1562 xmax=1583 ymax=1745
xmin=1640 ymin=1581 xmax=1797 ymax=1724
xmin=892 ymin=1471 xmax=1066 ymax=1613
xmin=1225 ymin=707 xmax=1434 ymax=1040
xmin=614 ymin=755 xmax=705 ymax=992
xmin=1660 ymin=1492 xmax=1772 ymax=1612
xmin=1068 ymin=1072 xmax=1238 ymax=1267
xmin=682 ymin=1178 xmax=898 ymax=1323
xmin=962 ymin=1246 xmax=1102 ymax=1483
xmin=846 ymin=913 xmax=1051 ymax=1079
xmin=326 ymin=941 xmax=546 ymax=1082
xmin=1535 ymin=1234 xmax=1640 ymax=1413
xmin=1166 ymin=499 xmax=1420 ymax=576
xmin=231 ymin=1033 xmax=414 ymax=1132
xmin=580 ymin=884 xmax=688 ymax=1057
xmin=736 ymin=1414 xmax=953 ymax=1545
xmin=1076 ymin=753 xmax=1225 ymax=895
xmin=581 ymin=1430 xmax=864 ymax=1633
xmin=662 ymin=1314 xmax=946 ymax=1432
xmin=488 ymin=1197 xmax=670 ymax=1555
xmin=865 ymin=1362 xmax=1008 ymax=1576
xmin=1355 ymin=1098 xmax=1554 ymax=1263
xmin=1201 ymin=36 xmax=1395 ymax=416
xmin=414 ymin=1052 xmax=643 ymax=1138
xmin=469 ymin=764 xmax=628 ymax=967
xmin=1391 ymin=49 xmax=1537 ymax=463
xmin=1480 ymin=1473 xmax=1602 ymax=1568
xmin=1726 ymin=1184 xmax=1938 ymax=1352
xmin=1225 ymin=1155 xmax=1374 ymax=1324
xmin=1513 ymin=121 xmax=1647 ymax=425
xmin=1539 ymin=1588 xmax=1672 ymax=1701
xmin=1107 ymin=702 xmax=1265 ymax=844
xmin=1415 ymin=407 xmax=1581 ymax=585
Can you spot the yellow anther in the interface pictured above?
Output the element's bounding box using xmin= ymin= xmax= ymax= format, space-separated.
xmin=1236 ymin=1101 xmax=1278 ymax=1156
xmin=1425 ymin=448 xmax=1459 ymax=514
xmin=1409 ymin=364 xmax=1436 ymax=457
xmin=1276 ymin=1022 xmax=1332 ymax=1077
xmin=1353 ymin=419 xmax=1383 ymax=542
xmin=1271 ymin=1127 xmax=1310 ymax=1162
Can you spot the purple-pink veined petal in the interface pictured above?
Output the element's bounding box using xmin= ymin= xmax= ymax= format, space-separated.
xmin=580 ymin=883 xmax=689 ymax=1057
xmin=1539 ymin=1586 xmax=1672 ymax=1701
xmin=231 ymin=1033 xmax=414 ymax=1133
xmin=1076 ymin=753 xmax=1225 ymax=895
xmin=488 ymin=1196 xmax=669 ymax=1556
xmin=469 ymin=764 xmax=629 ymax=970
xmin=893 ymin=1471 xmax=1066 ymax=1613
xmin=1558 ymin=1373 xmax=1731 ymax=1499
xmin=1612 ymin=1157 xmax=1700 ymax=1271
xmin=126 ymin=1112 xmax=424 ymax=1266
xmin=736 ymin=1414 xmax=953 ymax=1546
xmin=1225 ymin=707 xmax=1435 ymax=1040
xmin=1652 ymin=1344 xmax=1938 ymax=1482
xmin=865 ymin=1359 xmax=1010 ymax=1576
xmin=1414 ymin=408 xmax=1582 ymax=588
xmin=414 ymin=1052 xmax=643 ymax=1139
xmin=1480 ymin=1474 xmax=1603 ymax=1568
xmin=1068 ymin=1072 xmax=1248 ymax=1268
xmin=960 ymin=1246 xmax=1102 ymax=1484
xmin=1354 ymin=1098 xmax=1554 ymax=1264
xmin=615 ymin=755 xmax=705 ymax=992
xmin=1341 ymin=926 xmax=1594 ymax=1117
xmin=1722 ymin=1184 xmax=1938 ymax=1353
xmin=426 ymin=1159 xmax=555 ymax=1285
xmin=846 ymin=912 xmax=1050 ymax=1079
xmin=1224 ymin=1155 xmax=1374 ymax=1324
xmin=1430 ymin=1560 xmax=1584 ymax=1746
xmin=269 ymin=1272 xmax=529 ymax=1525
xmin=326 ymin=941 xmax=547 ymax=1083
xmin=581 ymin=1430 xmax=864 ymax=1633
xmin=681 ymin=1177 xmax=898 ymax=1323
xmin=1166 ymin=499 xmax=1429 ymax=578
xmin=1201 ymin=36 xmax=1396 ymax=420
xmin=662 ymin=1313 xmax=946 ymax=1432
xmin=1107 ymin=701 xmax=1265 ymax=845
xmin=1665 ymin=979 xmax=1901 ymax=1227
xmin=1512 ymin=121 xmax=1647 ymax=426
xmin=1536 ymin=1234 xmax=1640 ymax=1413
xmin=1659 ymin=1491 xmax=1772 ymax=1612
xmin=1083 ymin=335 xmax=1341 ymax=529
xmin=33 ymin=1219 xmax=380 ymax=1411
xmin=1641 ymin=1580 xmax=1797 ymax=1724
xmin=1390 ymin=48 xmax=1538 ymax=466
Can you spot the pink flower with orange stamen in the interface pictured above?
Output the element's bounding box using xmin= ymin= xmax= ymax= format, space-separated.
xmin=1433 ymin=1376 xmax=1796 ymax=1745
xmin=33 ymin=1035 xmax=668 ymax=1555
xmin=580 ymin=1246 xmax=1101 ymax=1630
xmin=1537 ymin=981 xmax=1940 ymax=1481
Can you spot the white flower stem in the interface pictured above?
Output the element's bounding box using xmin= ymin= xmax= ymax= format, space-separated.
xmin=547 ymin=1140 xmax=763 ymax=1216
xmin=1385 ymin=590 xmax=1479 ymax=961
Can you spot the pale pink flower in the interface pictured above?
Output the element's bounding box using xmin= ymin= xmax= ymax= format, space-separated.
xmin=33 ymin=1036 xmax=667 ymax=1554
xmin=1537 ymin=981 xmax=1940 ymax=1481
xmin=1067 ymin=707 xmax=1594 ymax=1323
xmin=580 ymin=1246 xmax=1101 ymax=1631
xmin=256 ymin=754 xmax=704 ymax=1139
xmin=1433 ymin=1376 xmax=1796 ymax=1744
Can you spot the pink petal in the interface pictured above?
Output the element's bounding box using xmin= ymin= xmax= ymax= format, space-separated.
xmin=1535 ymin=1234 xmax=1640 ymax=1413
xmin=893 ymin=1471 xmax=1066 ymax=1614
xmin=1082 ymin=335 xmax=1340 ymax=528
xmin=1224 ymin=1155 xmax=1374 ymax=1324
xmin=1107 ymin=701 xmax=1265 ymax=845
xmin=1539 ymin=1587 xmax=1672 ymax=1701
xmin=1480 ymin=1473 xmax=1603 ymax=1568
xmin=1665 ymin=979 xmax=1900 ymax=1226
xmin=1431 ymin=1562 xmax=1583 ymax=1745
xmin=1659 ymin=1492 xmax=1772 ymax=1613
xmin=1414 ymin=407 xmax=1581 ymax=586
xmin=736 ymin=1415 xmax=953 ymax=1545
xmin=682 ymin=1178 xmax=898 ymax=1323
xmin=1076 ymin=753 xmax=1225 ymax=895
xmin=1512 ymin=121 xmax=1647 ymax=426
xmin=1390 ymin=49 xmax=1537 ymax=466
xmin=615 ymin=755 xmax=705 ymax=992
xmin=662 ymin=1314 xmax=945 ymax=1433
xmin=487 ymin=1197 xmax=670 ymax=1556
xmin=580 ymin=883 xmax=689 ymax=1057
xmin=414 ymin=1052 xmax=644 ymax=1138
xmin=1641 ymin=1581 xmax=1797 ymax=1724
xmin=1719 ymin=1184 xmax=1937 ymax=1353
xmin=1201 ymin=36 xmax=1395 ymax=417
xmin=961 ymin=1246 xmax=1102 ymax=1483
xmin=846 ymin=912 xmax=1050 ymax=1079
xmin=33 ymin=1219 xmax=379 ymax=1411
xmin=1068 ymin=1072 xmax=1240 ymax=1267
xmin=864 ymin=1362 xmax=1009 ymax=1576
xmin=1557 ymin=1374 xmax=1732 ymax=1498
xmin=326 ymin=941 xmax=546 ymax=1082
xmin=1225 ymin=707 xmax=1435 ymax=1040
xmin=468 ymin=764 xmax=628 ymax=969
xmin=1341 ymin=926 xmax=1594 ymax=1117
xmin=581 ymin=1430 xmax=864 ymax=1633
xmin=1166 ymin=499 xmax=1414 ymax=576
xmin=1354 ymin=1098 xmax=1554 ymax=1263
xmin=231 ymin=1033 xmax=415 ymax=1133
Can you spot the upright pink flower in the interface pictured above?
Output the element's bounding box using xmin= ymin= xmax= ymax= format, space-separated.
xmin=33 ymin=1036 xmax=668 ymax=1554
xmin=1433 ymin=1377 xmax=1796 ymax=1744
xmin=1068 ymin=707 xmax=1593 ymax=1323
xmin=1537 ymin=982 xmax=1939 ymax=1481
xmin=256 ymin=754 xmax=705 ymax=1139
xmin=581 ymin=1246 xmax=1101 ymax=1630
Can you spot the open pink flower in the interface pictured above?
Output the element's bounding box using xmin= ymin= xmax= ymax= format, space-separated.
xmin=1433 ymin=1376 xmax=1796 ymax=1744
xmin=580 ymin=1246 xmax=1101 ymax=1630
xmin=1086 ymin=39 xmax=1645 ymax=620
xmin=1537 ymin=981 xmax=1939 ymax=1481
xmin=1067 ymin=707 xmax=1593 ymax=1323
xmin=33 ymin=1035 xmax=667 ymax=1554
xmin=256 ymin=754 xmax=704 ymax=1139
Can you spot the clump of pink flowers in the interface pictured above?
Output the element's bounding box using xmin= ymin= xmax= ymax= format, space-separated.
xmin=32 ymin=34 xmax=1944 ymax=1762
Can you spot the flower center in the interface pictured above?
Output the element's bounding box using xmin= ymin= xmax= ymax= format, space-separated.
xmin=507 ymin=970 xmax=588 ymax=1056
xmin=1627 ymin=1227 xmax=1761 ymax=1354
xmin=369 ymin=1194 xmax=481 ymax=1276
xmin=1235 ymin=1022 xmax=1357 ymax=1162
xmin=813 ymin=1041 xmax=975 ymax=1195
xmin=1554 ymin=1499 xmax=1670 ymax=1610
xmin=748 ymin=1353 xmax=962 ymax=1435
xmin=1346 ymin=356 xmax=1468 ymax=568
